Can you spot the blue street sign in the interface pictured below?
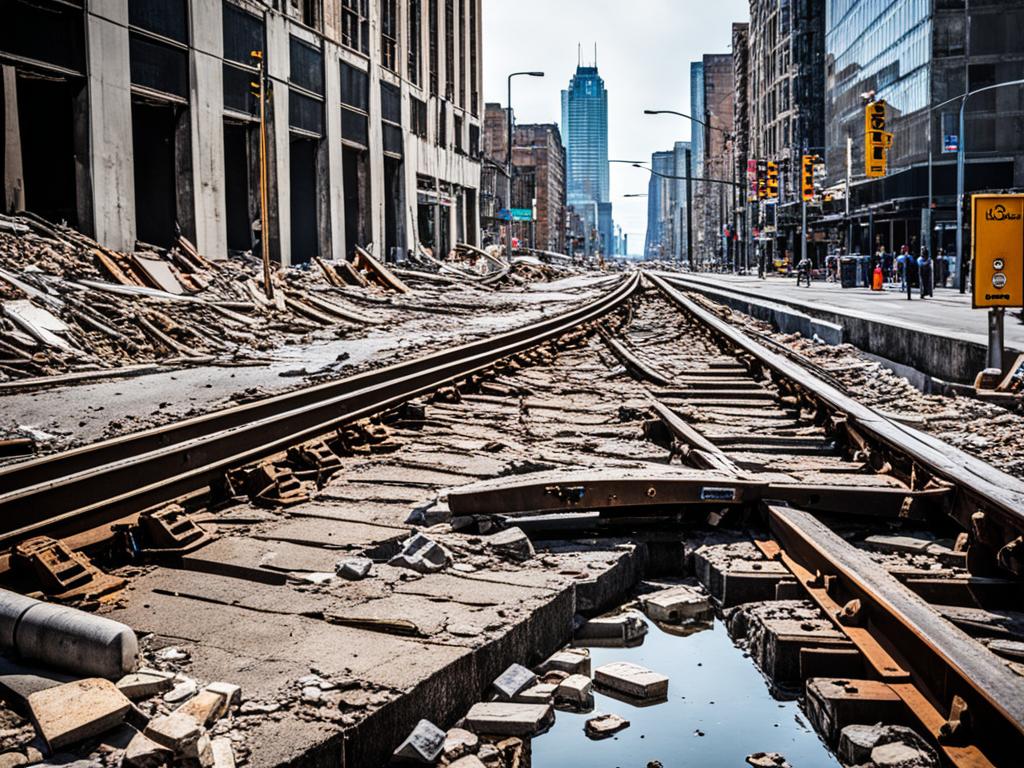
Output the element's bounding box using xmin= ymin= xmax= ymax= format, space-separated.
xmin=943 ymin=134 xmax=959 ymax=153
xmin=498 ymin=208 xmax=533 ymax=221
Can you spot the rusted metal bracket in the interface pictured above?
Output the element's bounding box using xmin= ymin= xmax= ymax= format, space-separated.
xmin=131 ymin=504 xmax=212 ymax=555
xmin=288 ymin=439 xmax=343 ymax=486
xmin=12 ymin=536 xmax=125 ymax=602
xmin=227 ymin=462 xmax=309 ymax=508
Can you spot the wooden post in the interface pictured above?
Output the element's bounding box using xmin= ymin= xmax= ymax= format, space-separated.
xmin=252 ymin=51 xmax=273 ymax=300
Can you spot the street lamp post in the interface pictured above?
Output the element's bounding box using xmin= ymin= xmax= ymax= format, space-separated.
xmin=506 ymin=71 xmax=544 ymax=263
xmin=955 ymin=78 xmax=1024 ymax=294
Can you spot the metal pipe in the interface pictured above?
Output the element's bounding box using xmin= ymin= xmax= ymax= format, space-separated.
xmin=0 ymin=589 xmax=138 ymax=678
xmin=989 ymin=307 xmax=1005 ymax=371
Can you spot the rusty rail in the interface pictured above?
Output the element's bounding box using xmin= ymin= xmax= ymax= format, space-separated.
xmin=0 ymin=273 xmax=641 ymax=547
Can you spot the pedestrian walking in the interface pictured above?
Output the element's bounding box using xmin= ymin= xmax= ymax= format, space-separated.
xmin=918 ymin=247 xmax=934 ymax=299
xmin=796 ymin=255 xmax=811 ymax=287
xmin=905 ymin=248 xmax=917 ymax=300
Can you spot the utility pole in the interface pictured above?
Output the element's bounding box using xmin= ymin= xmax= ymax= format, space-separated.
xmin=252 ymin=50 xmax=273 ymax=300
xmin=685 ymin=148 xmax=693 ymax=270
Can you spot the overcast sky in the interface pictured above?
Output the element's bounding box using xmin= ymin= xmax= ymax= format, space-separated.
xmin=482 ymin=0 xmax=750 ymax=254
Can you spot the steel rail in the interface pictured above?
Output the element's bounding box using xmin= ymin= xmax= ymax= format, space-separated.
xmin=0 ymin=273 xmax=641 ymax=545
xmin=645 ymin=272 xmax=1024 ymax=561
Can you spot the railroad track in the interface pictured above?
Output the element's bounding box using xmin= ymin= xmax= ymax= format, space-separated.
xmin=2 ymin=271 xmax=1023 ymax=767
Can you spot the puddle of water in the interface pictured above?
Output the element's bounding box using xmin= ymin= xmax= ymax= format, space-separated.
xmin=532 ymin=618 xmax=841 ymax=768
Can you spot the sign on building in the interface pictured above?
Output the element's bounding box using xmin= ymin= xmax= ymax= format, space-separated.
xmin=972 ymin=194 xmax=1024 ymax=309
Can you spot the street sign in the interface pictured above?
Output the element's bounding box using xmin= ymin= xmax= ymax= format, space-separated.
xmin=943 ymin=134 xmax=959 ymax=153
xmin=972 ymin=193 xmax=1024 ymax=309
xmin=499 ymin=207 xmax=533 ymax=221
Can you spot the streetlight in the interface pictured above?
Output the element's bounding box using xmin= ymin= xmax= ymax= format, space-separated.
xmin=645 ymin=109 xmax=737 ymax=271
xmin=506 ymin=71 xmax=544 ymax=262
xmin=955 ymin=78 xmax=1024 ymax=295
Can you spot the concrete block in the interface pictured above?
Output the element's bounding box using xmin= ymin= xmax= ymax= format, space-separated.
xmin=870 ymin=740 xmax=938 ymax=767
xmin=584 ymin=712 xmax=629 ymax=739
xmin=693 ymin=541 xmax=789 ymax=607
xmin=335 ymin=557 xmax=372 ymax=580
xmin=210 ymin=738 xmax=235 ymax=768
xmin=204 ymin=682 xmax=241 ymax=709
xmin=486 ymin=527 xmax=534 ymax=562
xmin=536 ymin=648 xmax=590 ymax=676
xmin=463 ymin=702 xmax=553 ymax=736
xmin=0 ymin=657 xmax=75 ymax=711
xmin=555 ymin=674 xmax=592 ymax=708
xmin=0 ymin=754 xmax=27 ymax=768
xmin=594 ymin=662 xmax=668 ymax=700
xmin=144 ymin=712 xmax=203 ymax=757
xmin=175 ymin=689 xmax=227 ymax=726
xmin=641 ymin=585 xmax=711 ymax=624
xmin=513 ymin=683 xmax=556 ymax=704
xmin=117 ymin=669 xmax=175 ymax=701
xmin=838 ymin=723 xmax=937 ymax=767
xmin=492 ymin=663 xmax=537 ymax=701
xmin=574 ymin=611 xmax=648 ymax=647
xmin=799 ymin=646 xmax=864 ymax=681
xmin=441 ymin=727 xmax=478 ymax=761
xmin=746 ymin=753 xmax=791 ymax=767
xmin=124 ymin=731 xmax=174 ymax=768
xmin=28 ymin=678 xmax=131 ymax=751
xmin=392 ymin=719 xmax=446 ymax=763
xmin=388 ymin=533 xmax=450 ymax=573
xmin=805 ymin=678 xmax=906 ymax=746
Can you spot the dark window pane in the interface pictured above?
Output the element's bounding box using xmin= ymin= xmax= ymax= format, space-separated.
xmin=223 ymin=62 xmax=258 ymax=115
xmin=341 ymin=106 xmax=369 ymax=146
xmin=129 ymin=32 xmax=189 ymax=98
xmin=380 ymin=81 xmax=401 ymax=125
xmin=383 ymin=122 xmax=403 ymax=155
xmin=341 ymin=61 xmax=369 ymax=111
xmin=0 ymin=0 xmax=85 ymax=73
xmin=289 ymin=36 xmax=324 ymax=95
xmin=223 ymin=2 xmax=263 ymax=64
xmin=289 ymin=90 xmax=324 ymax=135
xmin=128 ymin=0 xmax=189 ymax=43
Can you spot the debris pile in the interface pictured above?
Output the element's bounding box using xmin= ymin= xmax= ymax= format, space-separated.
xmin=0 ymin=213 xmax=393 ymax=383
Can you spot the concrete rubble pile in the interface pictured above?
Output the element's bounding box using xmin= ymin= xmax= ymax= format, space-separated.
xmin=0 ymin=590 xmax=245 ymax=767
xmin=0 ymin=213 xmax=393 ymax=385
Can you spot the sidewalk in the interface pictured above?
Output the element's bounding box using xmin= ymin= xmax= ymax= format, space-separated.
xmin=660 ymin=272 xmax=1024 ymax=384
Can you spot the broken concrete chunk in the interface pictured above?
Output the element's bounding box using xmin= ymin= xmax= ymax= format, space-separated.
xmin=464 ymin=702 xmax=554 ymax=736
xmin=746 ymin=753 xmax=792 ymax=767
xmin=210 ymin=738 xmax=235 ymax=768
xmin=124 ymin=731 xmax=174 ymax=768
xmin=144 ymin=712 xmax=203 ymax=757
xmin=574 ymin=611 xmax=648 ymax=646
xmin=641 ymin=585 xmax=711 ymax=624
xmin=116 ymin=669 xmax=175 ymax=701
xmin=555 ymin=674 xmax=593 ymax=708
xmin=869 ymin=740 xmax=939 ymax=767
xmin=537 ymin=648 xmax=591 ymax=676
xmin=584 ymin=712 xmax=629 ymax=739
xmin=392 ymin=719 xmax=446 ymax=763
xmin=204 ymin=682 xmax=241 ymax=709
xmin=388 ymin=533 xmax=451 ymax=574
xmin=0 ymin=753 xmax=27 ymax=768
xmin=838 ymin=723 xmax=937 ymax=767
xmin=28 ymin=678 xmax=131 ymax=751
xmin=486 ymin=527 xmax=534 ymax=562
xmin=164 ymin=678 xmax=198 ymax=703
xmin=442 ymin=727 xmax=478 ymax=761
xmin=335 ymin=557 xmax=373 ymax=581
xmin=476 ymin=744 xmax=501 ymax=767
xmin=492 ymin=664 xmax=537 ymax=701
xmin=805 ymin=679 xmax=904 ymax=746
xmin=594 ymin=661 xmax=668 ymax=700
xmin=513 ymin=682 xmax=556 ymax=704
xmin=176 ymin=690 xmax=227 ymax=727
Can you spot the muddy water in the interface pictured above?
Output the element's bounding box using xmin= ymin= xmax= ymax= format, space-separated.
xmin=532 ymin=618 xmax=841 ymax=768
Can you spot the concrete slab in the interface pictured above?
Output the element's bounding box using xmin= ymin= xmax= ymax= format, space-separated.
xmin=463 ymin=702 xmax=553 ymax=736
xmin=593 ymin=662 xmax=668 ymax=700
xmin=28 ymin=679 xmax=131 ymax=751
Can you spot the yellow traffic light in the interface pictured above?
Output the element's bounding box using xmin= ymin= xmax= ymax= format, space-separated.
xmin=801 ymin=155 xmax=814 ymax=201
xmin=865 ymin=100 xmax=893 ymax=178
xmin=766 ymin=161 xmax=779 ymax=200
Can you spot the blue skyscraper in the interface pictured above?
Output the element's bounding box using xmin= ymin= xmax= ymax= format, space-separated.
xmin=689 ymin=62 xmax=705 ymax=179
xmin=562 ymin=62 xmax=611 ymax=254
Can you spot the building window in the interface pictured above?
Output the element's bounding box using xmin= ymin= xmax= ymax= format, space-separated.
xmin=407 ymin=0 xmax=421 ymax=85
xmin=469 ymin=123 xmax=479 ymax=157
xmin=454 ymin=115 xmax=464 ymax=154
xmin=469 ymin=0 xmax=478 ymax=115
xmin=341 ymin=61 xmax=370 ymax=147
xmin=381 ymin=0 xmax=398 ymax=72
xmin=410 ymin=96 xmax=428 ymax=138
xmin=222 ymin=2 xmax=264 ymax=116
xmin=428 ymin=0 xmax=439 ymax=95
xmin=437 ymin=101 xmax=447 ymax=147
xmin=444 ymin=0 xmax=454 ymax=100
xmin=300 ymin=0 xmax=321 ymax=30
xmin=341 ymin=0 xmax=369 ymax=55
xmin=381 ymin=81 xmax=403 ymax=156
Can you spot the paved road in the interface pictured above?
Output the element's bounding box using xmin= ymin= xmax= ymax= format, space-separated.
xmin=669 ymin=272 xmax=1024 ymax=351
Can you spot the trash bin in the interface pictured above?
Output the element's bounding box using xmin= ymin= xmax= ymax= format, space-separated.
xmin=840 ymin=256 xmax=858 ymax=289
xmin=935 ymin=257 xmax=948 ymax=287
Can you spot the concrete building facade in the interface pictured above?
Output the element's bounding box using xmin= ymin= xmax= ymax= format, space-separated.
xmin=510 ymin=123 xmax=566 ymax=253
xmin=645 ymin=149 xmax=675 ymax=259
xmin=700 ymin=52 xmax=736 ymax=266
xmin=0 ymin=0 xmax=483 ymax=266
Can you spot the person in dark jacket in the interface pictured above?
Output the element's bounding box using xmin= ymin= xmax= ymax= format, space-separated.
xmin=918 ymin=247 xmax=934 ymax=299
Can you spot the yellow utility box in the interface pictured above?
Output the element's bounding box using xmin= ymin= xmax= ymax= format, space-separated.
xmin=972 ymin=193 xmax=1024 ymax=309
